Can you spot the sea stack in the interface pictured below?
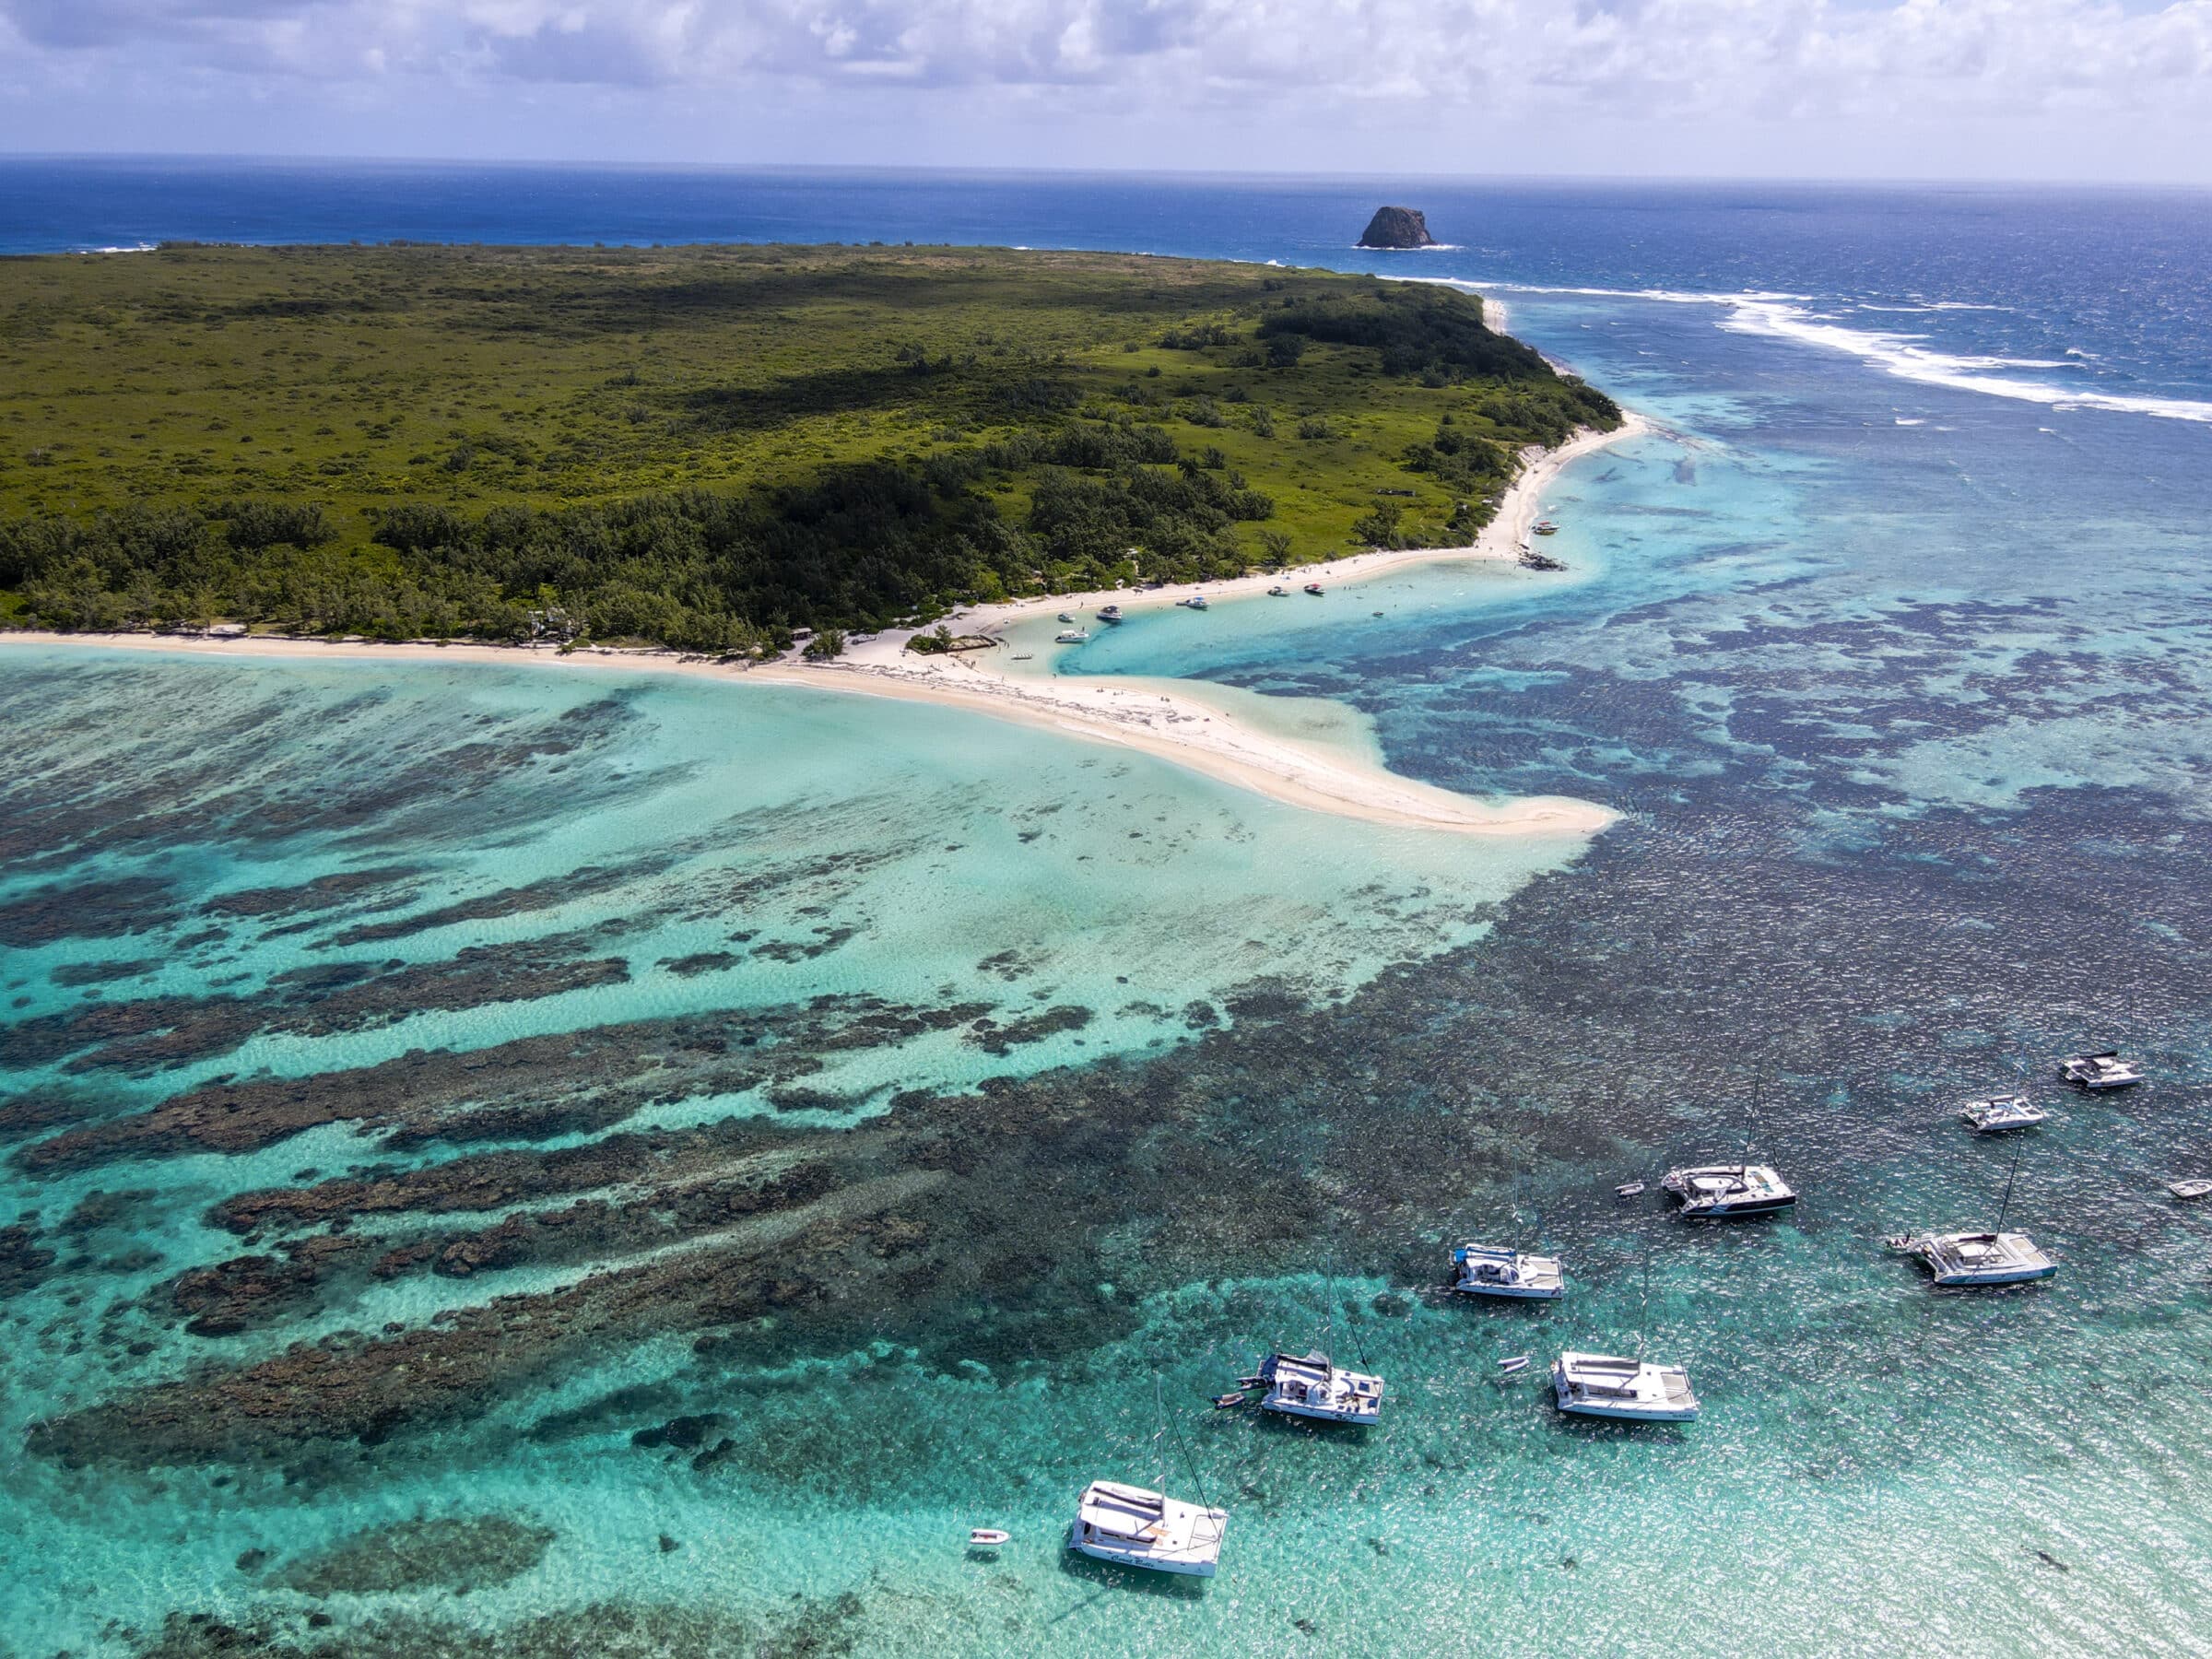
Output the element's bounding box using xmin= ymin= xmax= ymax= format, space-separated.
xmin=1358 ymin=206 xmax=1436 ymax=249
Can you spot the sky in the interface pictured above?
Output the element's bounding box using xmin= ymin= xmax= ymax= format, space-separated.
xmin=0 ymin=0 xmax=2208 ymax=182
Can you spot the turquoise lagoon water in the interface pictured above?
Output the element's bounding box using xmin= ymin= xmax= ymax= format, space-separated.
xmin=7 ymin=179 xmax=2212 ymax=1656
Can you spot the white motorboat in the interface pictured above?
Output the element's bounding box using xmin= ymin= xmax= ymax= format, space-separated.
xmin=1098 ymin=605 xmax=1124 ymax=622
xmin=2059 ymin=1051 xmax=2144 ymax=1090
xmin=1057 ymin=612 xmax=1074 ymax=622
xmin=1067 ymin=1480 xmax=1226 ymax=1577
xmin=1253 ymin=1349 xmax=1383 ymax=1426
xmin=1267 ymin=584 xmax=1288 ymax=596
xmin=1550 ymin=1351 xmax=1698 ymax=1422
xmin=1888 ymin=1230 xmax=2057 ymax=1287
xmin=1452 ymin=1243 xmax=1565 ymax=1300
xmin=1176 ymin=594 xmax=1209 ymax=610
xmin=1661 ymin=1163 xmax=1796 ymax=1218
xmin=1303 ymin=582 xmax=1325 ymax=595
xmin=2168 ymin=1180 xmax=2212 ymax=1201
xmin=1960 ymin=1094 xmax=2048 ymax=1133
xmin=1054 ymin=629 xmax=1090 ymax=643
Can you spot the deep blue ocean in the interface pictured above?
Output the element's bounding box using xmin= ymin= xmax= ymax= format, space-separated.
xmin=6 ymin=161 xmax=2212 ymax=1656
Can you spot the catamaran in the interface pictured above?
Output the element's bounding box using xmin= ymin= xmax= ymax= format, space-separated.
xmin=1550 ymin=1351 xmax=1699 ymax=1422
xmin=1888 ymin=1230 xmax=2057 ymax=1286
xmin=1251 ymin=1350 xmax=1384 ymax=1426
xmin=1960 ymin=1094 xmax=2048 ymax=1133
xmin=1660 ymin=1163 xmax=1797 ymax=1218
xmin=2059 ymin=1051 xmax=2144 ymax=1090
xmin=1066 ymin=1480 xmax=1227 ymax=1577
xmin=1451 ymin=1243 xmax=1566 ymax=1300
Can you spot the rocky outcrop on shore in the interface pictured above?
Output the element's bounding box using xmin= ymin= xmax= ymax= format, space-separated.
xmin=1359 ymin=206 xmax=1437 ymax=248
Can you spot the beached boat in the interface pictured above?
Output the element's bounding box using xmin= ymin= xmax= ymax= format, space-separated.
xmin=1098 ymin=604 xmax=1123 ymax=622
xmin=2168 ymin=1180 xmax=2212 ymax=1201
xmin=1451 ymin=1243 xmax=1566 ymax=1300
xmin=1267 ymin=585 xmax=1288 ymax=596
xmin=1066 ymin=1480 xmax=1227 ymax=1577
xmin=1253 ymin=1349 xmax=1384 ymax=1426
xmin=1303 ymin=582 xmax=1324 ymax=595
xmin=1660 ymin=1163 xmax=1797 ymax=1218
xmin=1054 ymin=629 xmax=1090 ymax=643
xmin=1533 ymin=520 xmax=1559 ymax=535
xmin=1888 ymin=1230 xmax=2057 ymax=1286
xmin=1550 ymin=1351 xmax=1699 ymax=1422
xmin=1176 ymin=594 xmax=1209 ymax=610
xmin=2059 ymin=1051 xmax=2144 ymax=1090
xmin=1960 ymin=1094 xmax=2048 ymax=1133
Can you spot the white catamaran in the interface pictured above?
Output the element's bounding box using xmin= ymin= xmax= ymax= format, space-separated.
xmin=1066 ymin=1480 xmax=1228 ymax=1577
xmin=1550 ymin=1351 xmax=1700 ymax=1422
xmin=1660 ymin=1163 xmax=1797 ymax=1218
xmin=1451 ymin=1243 xmax=1566 ymax=1300
xmin=1252 ymin=1349 xmax=1384 ymax=1426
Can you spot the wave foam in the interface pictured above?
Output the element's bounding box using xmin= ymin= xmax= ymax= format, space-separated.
xmin=1413 ymin=276 xmax=2212 ymax=428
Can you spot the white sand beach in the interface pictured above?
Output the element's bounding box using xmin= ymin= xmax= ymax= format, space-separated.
xmin=0 ymin=415 xmax=1646 ymax=839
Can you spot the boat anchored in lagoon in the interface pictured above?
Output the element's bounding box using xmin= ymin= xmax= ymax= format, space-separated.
xmin=1661 ymin=1163 xmax=1797 ymax=1218
xmin=1451 ymin=1243 xmax=1565 ymax=1300
xmin=1550 ymin=1352 xmax=1699 ymax=1422
xmin=1960 ymin=1094 xmax=2048 ymax=1133
xmin=1251 ymin=1349 xmax=1385 ymax=1426
xmin=2059 ymin=1051 xmax=2144 ymax=1090
xmin=1888 ymin=1230 xmax=2057 ymax=1286
xmin=1067 ymin=1480 xmax=1227 ymax=1577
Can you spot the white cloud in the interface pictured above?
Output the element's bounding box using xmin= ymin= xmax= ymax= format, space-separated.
xmin=0 ymin=0 xmax=2207 ymax=171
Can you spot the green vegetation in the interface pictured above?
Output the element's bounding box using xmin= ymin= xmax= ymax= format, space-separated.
xmin=0 ymin=242 xmax=1618 ymax=649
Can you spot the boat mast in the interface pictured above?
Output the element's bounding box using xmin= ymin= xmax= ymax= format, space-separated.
xmin=1995 ymin=1143 xmax=2024 ymax=1232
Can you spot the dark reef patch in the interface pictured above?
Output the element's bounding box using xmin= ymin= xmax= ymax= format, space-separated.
xmin=964 ymin=1004 xmax=1092 ymax=1054
xmin=50 ymin=957 xmax=164 ymax=987
xmin=0 ymin=874 xmax=181 ymax=947
xmin=275 ymin=1514 xmax=556 ymax=1596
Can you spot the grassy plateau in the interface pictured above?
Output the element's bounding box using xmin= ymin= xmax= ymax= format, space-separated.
xmin=0 ymin=241 xmax=1618 ymax=650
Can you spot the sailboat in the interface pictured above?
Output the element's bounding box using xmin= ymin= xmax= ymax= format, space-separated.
xmin=1067 ymin=1379 xmax=1228 ymax=1578
xmin=1551 ymin=1253 xmax=1696 ymax=1421
xmin=1888 ymin=1145 xmax=2057 ymax=1286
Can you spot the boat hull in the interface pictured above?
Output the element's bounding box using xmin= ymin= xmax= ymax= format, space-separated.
xmin=1067 ymin=1536 xmax=1219 ymax=1577
xmin=1930 ymin=1264 xmax=2058 ymax=1287
xmin=1675 ymin=1194 xmax=1795 ymax=1218
xmin=1453 ymin=1282 xmax=1563 ymax=1300
xmin=1553 ymin=1396 xmax=1700 ymax=1423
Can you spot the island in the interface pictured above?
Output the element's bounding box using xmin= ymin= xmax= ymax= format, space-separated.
xmin=0 ymin=242 xmax=1612 ymax=652
xmin=1359 ymin=206 xmax=1438 ymax=249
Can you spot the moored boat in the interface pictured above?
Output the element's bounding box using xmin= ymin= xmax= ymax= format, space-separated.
xmin=2059 ymin=1051 xmax=2144 ymax=1090
xmin=1661 ymin=1163 xmax=1796 ymax=1218
xmin=1888 ymin=1230 xmax=2057 ymax=1287
xmin=2168 ymin=1180 xmax=2212 ymax=1201
xmin=1960 ymin=1094 xmax=2048 ymax=1133
xmin=1066 ymin=1480 xmax=1226 ymax=1577
xmin=1098 ymin=604 xmax=1123 ymax=622
xmin=1055 ymin=629 xmax=1090 ymax=643
xmin=1451 ymin=1243 xmax=1566 ymax=1300
xmin=1303 ymin=582 xmax=1324 ymax=595
xmin=1550 ymin=1351 xmax=1698 ymax=1422
xmin=968 ymin=1527 xmax=1010 ymax=1548
xmin=1253 ymin=1349 xmax=1384 ymax=1426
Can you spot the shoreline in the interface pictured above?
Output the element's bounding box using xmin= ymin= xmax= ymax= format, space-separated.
xmin=0 ymin=414 xmax=1648 ymax=840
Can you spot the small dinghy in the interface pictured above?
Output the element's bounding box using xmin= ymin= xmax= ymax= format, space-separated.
xmin=1498 ymin=1355 xmax=1533 ymax=1375
xmin=2169 ymin=1181 xmax=2212 ymax=1201
xmin=1615 ymin=1181 xmax=1646 ymax=1198
xmin=968 ymin=1528 xmax=1011 ymax=1548
xmin=1211 ymin=1391 xmax=1249 ymax=1408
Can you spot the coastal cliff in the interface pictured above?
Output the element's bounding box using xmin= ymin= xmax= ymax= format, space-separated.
xmin=1359 ymin=206 xmax=1436 ymax=249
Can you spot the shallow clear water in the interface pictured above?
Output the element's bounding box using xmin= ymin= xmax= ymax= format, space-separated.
xmin=5 ymin=173 xmax=2212 ymax=1657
